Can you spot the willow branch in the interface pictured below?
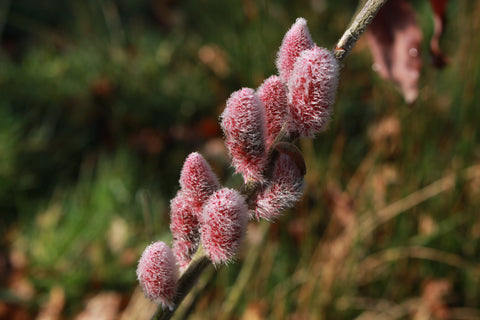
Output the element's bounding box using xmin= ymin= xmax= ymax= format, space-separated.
xmin=334 ymin=0 xmax=388 ymax=62
xmin=150 ymin=1 xmax=389 ymax=319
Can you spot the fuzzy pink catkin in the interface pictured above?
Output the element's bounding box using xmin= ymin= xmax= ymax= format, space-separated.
xmin=220 ymin=88 xmax=267 ymax=183
xmin=257 ymin=75 xmax=289 ymax=150
xmin=287 ymin=46 xmax=339 ymax=137
xmin=254 ymin=153 xmax=305 ymax=221
xmin=200 ymin=188 xmax=248 ymax=264
xmin=137 ymin=241 xmax=178 ymax=310
xmin=276 ymin=17 xmax=314 ymax=84
xmin=179 ymin=152 xmax=220 ymax=215
xmin=170 ymin=191 xmax=200 ymax=271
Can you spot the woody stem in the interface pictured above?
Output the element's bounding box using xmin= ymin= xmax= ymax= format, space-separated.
xmin=333 ymin=0 xmax=389 ymax=62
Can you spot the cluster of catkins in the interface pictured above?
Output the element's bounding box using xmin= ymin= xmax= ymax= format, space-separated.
xmin=136 ymin=18 xmax=339 ymax=310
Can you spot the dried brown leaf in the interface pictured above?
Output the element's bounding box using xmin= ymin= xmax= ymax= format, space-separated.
xmin=198 ymin=44 xmax=230 ymax=78
xmin=429 ymin=0 xmax=450 ymax=68
xmin=371 ymin=165 xmax=398 ymax=209
xmin=368 ymin=116 xmax=402 ymax=156
xmin=366 ymin=0 xmax=422 ymax=103
xmin=35 ymin=286 xmax=65 ymax=320
xmin=107 ymin=216 xmax=130 ymax=254
xmin=241 ymin=302 xmax=265 ymax=320
xmin=75 ymin=292 xmax=122 ymax=320
xmin=420 ymin=279 xmax=451 ymax=319
xmin=128 ymin=128 xmax=165 ymax=155
xmin=119 ymin=288 xmax=157 ymax=320
xmin=418 ymin=214 xmax=437 ymax=236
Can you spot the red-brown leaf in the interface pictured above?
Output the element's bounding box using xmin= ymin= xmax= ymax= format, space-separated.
xmin=366 ymin=0 xmax=422 ymax=103
xmin=429 ymin=0 xmax=449 ymax=68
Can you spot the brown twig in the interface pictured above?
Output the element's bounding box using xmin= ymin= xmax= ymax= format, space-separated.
xmin=334 ymin=0 xmax=388 ymax=62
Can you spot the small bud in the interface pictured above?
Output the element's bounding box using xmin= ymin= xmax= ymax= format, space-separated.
xmin=287 ymin=46 xmax=339 ymax=137
xmin=220 ymin=88 xmax=267 ymax=183
xmin=170 ymin=191 xmax=200 ymax=271
xmin=179 ymin=152 xmax=220 ymax=214
xmin=137 ymin=241 xmax=178 ymax=310
xmin=272 ymin=142 xmax=306 ymax=176
xmin=276 ymin=17 xmax=314 ymax=84
xmin=257 ymin=75 xmax=289 ymax=150
xmin=172 ymin=238 xmax=198 ymax=272
xmin=200 ymin=188 xmax=248 ymax=264
xmin=254 ymin=153 xmax=305 ymax=221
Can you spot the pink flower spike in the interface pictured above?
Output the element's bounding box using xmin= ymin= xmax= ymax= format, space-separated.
xmin=200 ymin=188 xmax=248 ymax=265
xmin=276 ymin=17 xmax=314 ymax=84
xmin=170 ymin=191 xmax=200 ymax=271
xmin=179 ymin=152 xmax=220 ymax=214
xmin=254 ymin=153 xmax=305 ymax=221
xmin=257 ymin=75 xmax=288 ymax=150
xmin=137 ymin=241 xmax=178 ymax=310
xmin=287 ymin=46 xmax=339 ymax=137
xmin=220 ymin=88 xmax=267 ymax=183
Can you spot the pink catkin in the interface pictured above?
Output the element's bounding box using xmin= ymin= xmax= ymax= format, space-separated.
xmin=257 ymin=75 xmax=289 ymax=150
xmin=179 ymin=152 xmax=220 ymax=216
xmin=200 ymin=188 xmax=248 ymax=265
xmin=254 ymin=153 xmax=305 ymax=221
xmin=287 ymin=46 xmax=339 ymax=137
xmin=220 ymin=88 xmax=267 ymax=183
xmin=276 ymin=17 xmax=314 ymax=84
xmin=137 ymin=241 xmax=178 ymax=310
xmin=170 ymin=191 xmax=200 ymax=271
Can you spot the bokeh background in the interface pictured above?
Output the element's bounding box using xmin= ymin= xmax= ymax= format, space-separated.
xmin=1 ymin=0 xmax=479 ymax=319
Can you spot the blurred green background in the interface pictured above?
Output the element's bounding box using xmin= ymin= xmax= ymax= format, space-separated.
xmin=1 ymin=0 xmax=479 ymax=319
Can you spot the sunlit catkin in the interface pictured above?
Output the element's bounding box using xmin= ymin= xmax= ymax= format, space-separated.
xmin=136 ymin=241 xmax=178 ymax=310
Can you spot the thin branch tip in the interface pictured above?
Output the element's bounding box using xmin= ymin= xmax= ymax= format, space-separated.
xmin=334 ymin=0 xmax=389 ymax=62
